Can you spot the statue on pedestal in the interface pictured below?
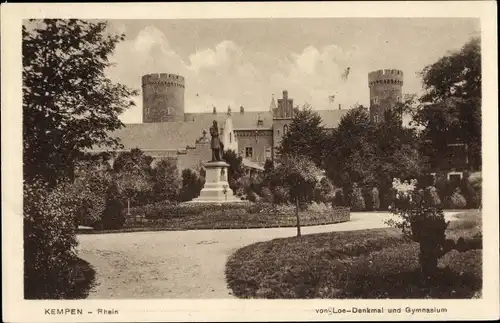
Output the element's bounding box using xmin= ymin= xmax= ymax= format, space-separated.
xmin=209 ymin=120 xmax=224 ymax=161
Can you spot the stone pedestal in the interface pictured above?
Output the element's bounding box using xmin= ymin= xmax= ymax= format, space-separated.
xmin=187 ymin=161 xmax=244 ymax=203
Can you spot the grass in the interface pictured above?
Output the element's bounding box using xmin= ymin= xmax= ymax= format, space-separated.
xmin=225 ymin=210 xmax=482 ymax=299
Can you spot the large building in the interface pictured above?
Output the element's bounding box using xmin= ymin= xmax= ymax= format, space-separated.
xmin=92 ymin=70 xmax=403 ymax=172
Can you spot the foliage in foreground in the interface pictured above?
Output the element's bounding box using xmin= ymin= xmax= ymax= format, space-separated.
xmin=225 ymin=211 xmax=481 ymax=299
xmin=24 ymin=181 xmax=96 ymax=298
xmin=387 ymin=179 xmax=481 ymax=280
xmin=23 ymin=19 xmax=137 ymax=187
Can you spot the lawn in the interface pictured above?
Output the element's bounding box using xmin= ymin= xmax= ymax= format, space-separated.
xmin=225 ymin=210 xmax=482 ymax=299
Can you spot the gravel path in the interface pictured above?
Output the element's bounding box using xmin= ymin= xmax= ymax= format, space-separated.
xmin=76 ymin=211 xmax=461 ymax=299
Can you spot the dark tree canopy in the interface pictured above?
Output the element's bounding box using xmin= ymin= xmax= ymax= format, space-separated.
xmin=223 ymin=149 xmax=245 ymax=189
xmin=415 ymin=37 xmax=481 ymax=170
xmin=278 ymin=105 xmax=327 ymax=167
xmin=325 ymin=105 xmax=376 ymax=189
xmin=23 ymin=19 xmax=138 ymax=186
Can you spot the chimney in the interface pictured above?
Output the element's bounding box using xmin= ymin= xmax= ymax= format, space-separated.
xmin=213 ymin=106 xmax=216 ymax=114
xmin=240 ymin=106 xmax=244 ymax=114
xmin=227 ymin=105 xmax=231 ymax=116
xmin=283 ymin=90 xmax=288 ymax=100
xmin=338 ymin=103 xmax=341 ymax=110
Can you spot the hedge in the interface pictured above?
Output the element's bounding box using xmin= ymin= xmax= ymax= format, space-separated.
xmin=84 ymin=202 xmax=351 ymax=232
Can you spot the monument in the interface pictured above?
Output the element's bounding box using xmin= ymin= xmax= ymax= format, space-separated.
xmin=187 ymin=121 xmax=245 ymax=203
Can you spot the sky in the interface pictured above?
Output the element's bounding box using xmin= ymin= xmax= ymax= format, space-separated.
xmin=103 ymin=18 xmax=480 ymax=124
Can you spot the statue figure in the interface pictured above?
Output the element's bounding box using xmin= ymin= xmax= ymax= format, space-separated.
xmin=209 ymin=120 xmax=224 ymax=161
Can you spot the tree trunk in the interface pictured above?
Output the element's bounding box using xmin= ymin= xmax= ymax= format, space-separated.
xmin=419 ymin=239 xmax=439 ymax=283
xmin=296 ymin=197 xmax=301 ymax=237
xmin=127 ymin=199 xmax=131 ymax=215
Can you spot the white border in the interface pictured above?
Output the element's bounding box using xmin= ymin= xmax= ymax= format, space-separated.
xmin=2 ymin=2 xmax=498 ymax=322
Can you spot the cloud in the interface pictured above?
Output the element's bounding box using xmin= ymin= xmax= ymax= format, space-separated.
xmin=269 ymin=44 xmax=368 ymax=110
xmin=106 ymin=25 xmax=372 ymax=123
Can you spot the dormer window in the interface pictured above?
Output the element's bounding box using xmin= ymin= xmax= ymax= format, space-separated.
xmin=257 ymin=118 xmax=263 ymax=126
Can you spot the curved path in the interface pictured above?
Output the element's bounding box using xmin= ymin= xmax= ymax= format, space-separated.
xmin=77 ymin=211 xmax=461 ymax=299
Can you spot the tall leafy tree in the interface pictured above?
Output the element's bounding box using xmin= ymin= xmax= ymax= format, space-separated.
xmin=278 ymin=105 xmax=327 ymax=167
xmin=414 ymin=37 xmax=481 ymax=170
xmin=371 ymin=108 xmax=423 ymax=208
xmin=275 ymin=154 xmax=322 ymax=236
xmin=325 ymin=106 xmax=376 ymax=195
xmin=113 ymin=148 xmax=153 ymax=208
xmin=151 ymin=159 xmax=181 ymax=202
xmin=23 ymin=19 xmax=138 ymax=186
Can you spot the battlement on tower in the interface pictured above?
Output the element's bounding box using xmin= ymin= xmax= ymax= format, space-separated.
xmin=142 ymin=73 xmax=185 ymax=88
xmin=368 ymin=69 xmax=404 ymax=87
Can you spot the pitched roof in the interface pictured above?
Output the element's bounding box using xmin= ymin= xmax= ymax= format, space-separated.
xmin=185 ymin=111 xmax=273 ymax=130
xmin=316 ymin=109 xmax=351 ymax=128
xmin=91 ymin=108 xmax=350 ymax=152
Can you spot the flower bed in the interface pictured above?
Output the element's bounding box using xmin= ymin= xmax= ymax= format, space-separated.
xmin=85 ymin=202 xmax=350 ymax=232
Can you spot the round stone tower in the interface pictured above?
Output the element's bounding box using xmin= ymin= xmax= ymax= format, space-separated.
xmin=368 ymin=69 xmax=403 ymax=124
xmin=142 ymin=73 xmax=185 ymax=123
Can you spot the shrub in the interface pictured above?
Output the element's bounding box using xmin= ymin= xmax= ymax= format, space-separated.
xmin=260 ymin=187 xmax=274 ymax=203
xmin=72 ymin=162 xmax=112 ymax=227
xmin=179 ymin=168 xmax=203 ymax=202
xmin=151 ymin=158 xmax=181 ymax=203
xmin=387 ymin=178 xmax=481 ymax=281
xmin=24 ymin=181 xmax=79 ymax=299
xmin=445 ymin=188 xmax=467 ymax=209
xmin=350 ymin=184 xmax=365 ymax=211
xmin=424 ymin=186 xmax=441 ymax=206
xmin=307 ymin=202 xmax=331 ymax=213
xmin=99 ymin=183 xmax=126 ymax=230
xmin=333 ymin=190 xmax=346 ymax=207
xmin=314 ymin=177 xmax=335 ymax=203
xmin=272 ymin=186 xmax=289 ymax=204
xmin=461 ymin=174 xmax=481 ymax=208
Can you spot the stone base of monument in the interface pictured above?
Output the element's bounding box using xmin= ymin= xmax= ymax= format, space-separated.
xmin=185 ymin=161 xmax=247 ymax=204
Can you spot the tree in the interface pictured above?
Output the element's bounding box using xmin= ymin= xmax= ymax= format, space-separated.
xmin=179 ymin=168 xmax=204 ymax=202
xmin=222 ymin=149 xmax=245 ymax=191
xmin=414 ymin=37 xmax=481 ymax=170
xmin=325 ymin=105 xmax=376 ymax=203
xmin=23 ymin=19 xmax=138 ymax=187
xmin=386 ymin=178 xmax=481 ymax=282
xmin=151 ymin=159 xmax=181 ymax=202
xmin=113 ymin=149 xmax=153 ymax=209
xmin=275 ymin=154 xmax=322 ymax=236
xmin=325 ymin=105 xmax=422 ymax=209
xmin=278 ymin=105 xmax=327 ymax=167
xmin=72 ymin=158 xmax=113 ymax=227
xmin=371 ymin=108 xmax=423 ymax=208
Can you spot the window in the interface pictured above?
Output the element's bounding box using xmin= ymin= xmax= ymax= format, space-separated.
xmin=447 ymin=172 xmax=463 ymax=181
xmin=245 ymin=147 xmax=253 ymax=158
xmin=373 ymin=97 xmax=379 ymax=104
xmin=373 ymin=115 xmax=381 ymax=124
xmin=397 ymin=96 xmax=402 ymax=103
xmin=283 ymin=124 xmax=288 ymax=135
xmin=229 ymin=132 xmax=232 ymax=143
xmin=277 ymin=130 xmax=280 ymax=137
xmin=265 ymin=146 xmax=272 ymax=159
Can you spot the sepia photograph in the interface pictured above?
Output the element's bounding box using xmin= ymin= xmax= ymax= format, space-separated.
xmin=2 ymin=1 xmax=498 ymax=322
